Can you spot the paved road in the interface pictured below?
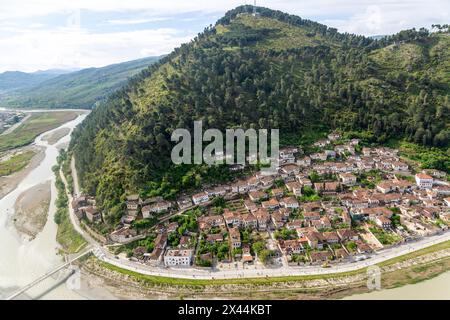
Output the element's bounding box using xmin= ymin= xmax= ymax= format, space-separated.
xmin=95 ymin=231 xmax=450 ymax=280
xmin=70 ymin=157 xmax=81 ymax=197
xmin=67 ymin=157 xmax=450 ymax=280
xmin=60 ymin=168 xmax=96 ymax=248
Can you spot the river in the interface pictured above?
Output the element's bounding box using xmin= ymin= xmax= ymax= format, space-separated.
xmin=344 ymin=271 xmax=450 ymax=299
xmin=0 ymin=113 xmax=87 ymax=300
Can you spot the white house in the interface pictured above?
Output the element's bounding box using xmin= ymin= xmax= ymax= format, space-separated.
xmin=164 ymin=249 xmax=194 ymax=267
xmin=125 ymin=195 xmax=140 ymax=216
xmin=229 ymin=227 xmax=241 ymax=248
xmin=280 ymin=196 xmax=299 ymax=209
xmin=376 ymin=216 xmax=392 ymax=229
xmin=142 ymin=201 xmax=172 ymax=217
xmin=206 ymin=186 xmax=227 ymax=197
xmin=192 ymin=192 xmax=210 ymax=205
xmin=279 ymin=147 xmax=298 ymax=159
xmin=391 ymin=161 xmax=409 ymax=171
xmin=415 ymin=173 xmax=433 ymax=189
xmin=339 ymin=173 xmax=357 ymax=186
xmin=177 ymin=197 xmax=192 ymax=210
xmin=286 ymin=181 xmax=302 ymax=196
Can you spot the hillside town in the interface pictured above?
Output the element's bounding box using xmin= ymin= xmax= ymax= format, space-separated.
xmin=72 ymin=133 xmax=450 ymax=269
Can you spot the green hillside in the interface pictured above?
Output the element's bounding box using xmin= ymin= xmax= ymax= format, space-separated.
xmin=0 ymin=56 xmax=161 ymax=109
xmin=0 ymin=70 xmax=70 ymax=93
xmin=69 ymin=6 xmax=450 ymax=224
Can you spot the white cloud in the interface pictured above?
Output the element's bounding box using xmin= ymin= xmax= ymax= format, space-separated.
xmin=321 ymin=1 xmax=449 ymax=35
xmin=0 ymin=0 xmax=244 ymax=20
xmin=0 ymin=0 xmax=448 ymax=26
xmin=0 ymin=0 xmax=448 ymax=71
xmin=106 ymin=17 xmax=170 ymax=25
xmin=0 ymin=27 xmax=193 ymax=72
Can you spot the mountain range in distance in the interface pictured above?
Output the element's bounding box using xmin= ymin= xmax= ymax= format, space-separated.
xmin=0 ymin=56 xmax=162 ymax=109
xmin=0 ymin=69 xmax=74 ymax=93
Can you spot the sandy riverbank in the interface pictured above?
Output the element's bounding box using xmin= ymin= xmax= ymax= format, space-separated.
xmin=12 ymin=181 xmax=51 ymax=240
xmin=73 ymin=272 xmax=120 ymax=300
xmin=42 ymin=128 xmax=71 ymax=145
xmin=0 ymin=146 xmax=45 ymax=200
xmin=55 ymin=142 xmax=69 ymax=151
xmin=344 ymin=270 xmax=450 ymax=299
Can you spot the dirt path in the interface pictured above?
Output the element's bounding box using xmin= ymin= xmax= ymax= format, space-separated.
xmin=12 ymin=181 xmax=51 ymax=239
xmin=71 ymin=157 xmax=81 ymax=195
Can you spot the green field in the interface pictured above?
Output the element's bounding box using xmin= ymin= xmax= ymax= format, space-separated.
xmin=0 ymin=111 xmax=80 ymax=152
xmin=0 ymin=150 xmax=36 ymax=176
xmin=56 ymin=207 xmax=87 ymax=254
xmin=369 ymin=227 xmax=403 ymax=245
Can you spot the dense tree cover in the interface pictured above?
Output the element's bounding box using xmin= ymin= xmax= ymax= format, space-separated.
xmin=252 ymin=241 xmax=273 ymax=264
xmin=70 ymin=6 xmax=449 ymax=224
xmin=171 ymin=208 xmax=201 ymax=234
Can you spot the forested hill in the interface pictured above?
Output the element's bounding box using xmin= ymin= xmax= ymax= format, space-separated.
xmin=0 ymin=56 xmax=161 ymax=109
xmin=70 ymin=5 xmax=450 ymax=223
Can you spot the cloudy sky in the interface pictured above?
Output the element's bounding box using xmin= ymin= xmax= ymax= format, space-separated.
xmin=0 ymin=0 xmax=448 ymax=72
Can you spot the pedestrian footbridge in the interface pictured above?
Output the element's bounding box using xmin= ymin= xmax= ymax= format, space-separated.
xmin=5 ymin=249 xmax=93 ymax=300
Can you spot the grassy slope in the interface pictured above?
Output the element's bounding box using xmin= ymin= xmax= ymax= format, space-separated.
xmin=56 ymin=208 xmax=87 ymax=254
xmin=0 ymin=56 xmax=161 ymax=109
xmin=370 ymin=42 xmax=424 ymax=71
xmin=370 ymin=33 xmax=450 ymax=89
xmin=429 ymin=33 xmax=450 ymax=86
xmin=0 ymin=111 xmax=80 ymax=152
xmin=219 ymin=15 xmax=336 ymax=50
